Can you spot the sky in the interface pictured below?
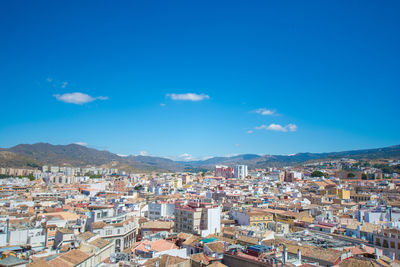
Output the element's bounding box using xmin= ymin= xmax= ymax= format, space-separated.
xmin=1 ymin=1 xmax=400 ymax=160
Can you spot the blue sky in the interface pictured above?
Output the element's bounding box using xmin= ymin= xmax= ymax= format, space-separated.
xmin=1 ymin=1 xmax=399 ymax=160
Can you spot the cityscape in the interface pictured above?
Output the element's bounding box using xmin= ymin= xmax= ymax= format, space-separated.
xmin=0 ymin=144 xmax=399 ymax=266
xmin=1 ymin=1 xmax=400 ymax=267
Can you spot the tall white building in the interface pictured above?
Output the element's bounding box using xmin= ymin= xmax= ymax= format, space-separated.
xmin=234 ymin=165 xmax=248 ymax=179
xmin=148 ymin=201 xmax=175 ymax=220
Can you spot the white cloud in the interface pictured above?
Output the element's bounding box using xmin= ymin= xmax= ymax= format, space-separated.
xmin=160 ymin=103 xmax=166 ymax=107
xmin=224 ymin=153 xmax=239 ymax=157
xmin=287 ymin=124 xmax=298 ymax=132
xmin=139 ymin=151 xmax=148 ymax=156
xmin=178 ymin=153 xmax=194 ymax=161
xmin=46 ymin=77 xmax=53 ymax=82
xmin=255 ymin=123 xmax=298 ymax=132
xmin=61 ymin=81 xmax=68 ymax=88
xmin=234 ymin=144 xmax=240 ymax=147
xmin=117 ymin=154 xmax=129 ymax=157
xmin=54 ymin=92 xmax=109 ymax=104
xmin=167 ymin=93 xmax=210 ymax=101
xmin=254 ymin=108 xmax=276 ymax=116
xmin=74 ymin=142 xmax=88 ymax=147
xmin=167 ymin=154 xmax=212 ymax=161
xmin=247 ymin=130 xmax=254 ymax=134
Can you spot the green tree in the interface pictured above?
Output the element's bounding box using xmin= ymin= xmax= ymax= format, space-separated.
xmin=347 ymin=172 xmax=355 ymax=178
xmin=311 ymin=170 xmax=325 ymax=177
xmin=134 ymin=184 xmax=143 ymax=191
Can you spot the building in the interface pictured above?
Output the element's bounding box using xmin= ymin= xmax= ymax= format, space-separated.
xmin=234 ymin=165 xmax=248 ymax=179
xmin=114 ymin=178 xmax=128 ymax=192
xmin=230 ymin=208 xmax=274 ymax=228
xmin=373 ymin=228 xmax=400 ymax=260
xmin=148 ymin=201 xmax=175 ymax=220
xmin=284 ymin=171 xmax=302 ymax=182
xmin=87 ymin=206 xmax=138 ymax=252
xmin=174 ymin=201 xmax=221 ymax=237
xmin=215 ymin=165 xmax=234 ymax=178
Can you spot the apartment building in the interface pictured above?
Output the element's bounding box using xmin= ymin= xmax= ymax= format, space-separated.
xmin=231 ymin=208 xmax=274 ymax=228
xmin=234 ymin=165 xmax=248 ymax=179
xmin=215 ymin=165 xmax=234 ymax=178
xmin=174 ymin=201 xmax=221 ymax=237
xmin=148 ymin=201 xmax=175 ymax=220
xmin=91 ymin=218 xmax=137 ymax=252
xmin=374 ymin=228 xmax=400 ymax=259
xmin=87 ymin=206 xmax=138 ymax=252
xmin=114 ymin=177 xmax=128 ymax=192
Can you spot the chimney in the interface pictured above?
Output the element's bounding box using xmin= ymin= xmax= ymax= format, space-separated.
xmin=297 ymin=248 xmax=301 ymax=262
xmin=375 ymin=248 xmax=380 ymax=259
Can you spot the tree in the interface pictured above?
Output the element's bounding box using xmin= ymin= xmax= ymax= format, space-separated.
xmin=311 ymin=170 xmax=325 ymax=177
xmin=134 ymin=184 xmax=143 ymax=191
xmin=347 ymin=172 xmax=355 ymax=178
xmin=27 ymin=174 xmax=35 ymax=181
xmin=361 ymin=173 xmax=368 ymax=180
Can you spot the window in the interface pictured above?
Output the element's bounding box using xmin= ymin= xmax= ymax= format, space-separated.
xmin=383 ymin=240 xmax=388 ymax=248
xmin=391 ymin=241 xmax=395 ymax=249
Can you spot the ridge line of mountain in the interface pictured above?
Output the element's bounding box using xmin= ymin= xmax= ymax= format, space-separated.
xmin=0 ymin=142 xmax=399 ymax=172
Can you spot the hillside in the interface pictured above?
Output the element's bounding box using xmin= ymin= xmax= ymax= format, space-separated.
xmin=0 ymin=143 xmax=399 ymax=172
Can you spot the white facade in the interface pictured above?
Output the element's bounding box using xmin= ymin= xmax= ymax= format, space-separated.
xmin=234 ymin=165 xmax=248 ymax=179
xmin=230 ymin=210 xmax=250 ymax=226
xmin=148 ymin=202 xmax=175 ymax=220
xmin=0 ymin=228 xmax=46 ymax=248
xmin=201 ymin=206 xmax=221 ymax=237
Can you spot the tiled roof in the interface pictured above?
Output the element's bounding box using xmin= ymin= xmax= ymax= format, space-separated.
xmin=142 ymin=254 xmax=188 ymax=267
xmin=77 ymin=231 xmax=95 ymax=241
xmin=141 ymin=221 xmax=174 ymax=229
xmin=190 ymin=253 xmax=210 ymax=264
xmin=89 ymin=238 xmax=110 ymax=249
xmin=59 ymin=249 xmax=91 ymax=265
xmin=28 ymin=259 xmax=52 ymax=267
xmin=91 ymin=221 xmax=106 ymax=229
xmin=48 ymin=257 xmax=74 ymax=267
xmin=134 ymin=239 xmax=177 ymax=253
xmin=205 ymin=241 xmax=226 ymax=253
xmin=183 ymin=235 xmax=202 ymax=247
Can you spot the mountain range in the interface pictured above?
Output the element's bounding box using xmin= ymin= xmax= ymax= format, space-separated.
xmin=1 ymin=143 xmax=400 ymax=172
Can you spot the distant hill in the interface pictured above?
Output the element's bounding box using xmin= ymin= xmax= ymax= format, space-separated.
xmin=0 ymin=143 xmax=184 ymax=172
xmin=5 ymin=143 xmax=120 ymax=166
xmin=0 ymin=143 xmax=399 ymax=172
